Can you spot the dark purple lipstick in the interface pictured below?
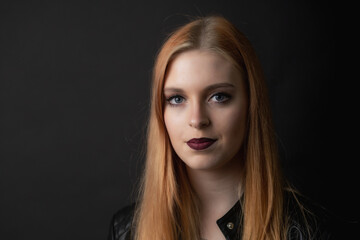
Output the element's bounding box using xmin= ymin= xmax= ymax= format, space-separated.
xmin=187 ymin=138 xmax=216 ymax=150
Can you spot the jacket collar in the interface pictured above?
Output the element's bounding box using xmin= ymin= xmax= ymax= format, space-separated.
xmin=216 ymin=200 xmax=242 ymax=240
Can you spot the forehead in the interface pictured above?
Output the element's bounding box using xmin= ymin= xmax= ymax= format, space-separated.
xmin=164 ymin=50 xmax=243 ymax=89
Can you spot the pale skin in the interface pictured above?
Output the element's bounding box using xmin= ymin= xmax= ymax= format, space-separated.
xmin=163 ymin=50 xmax=248 ymax=240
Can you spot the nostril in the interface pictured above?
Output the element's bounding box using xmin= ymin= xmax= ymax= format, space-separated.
xmin=189 ymin=118 xmax=210 ymax=128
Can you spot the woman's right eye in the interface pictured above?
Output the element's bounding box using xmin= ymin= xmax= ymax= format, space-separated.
xmin=166 ymin=95 xmax=185 ymax=106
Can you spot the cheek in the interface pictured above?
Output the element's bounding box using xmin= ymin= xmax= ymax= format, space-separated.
xmin=164 ymin=109 xmax=183 ymax=142
xmin=218 ymin=106 xmax=247 ymax=141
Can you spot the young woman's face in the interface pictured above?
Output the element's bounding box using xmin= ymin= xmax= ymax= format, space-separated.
xmin=163 ymin=50 xmax=248 ymax=171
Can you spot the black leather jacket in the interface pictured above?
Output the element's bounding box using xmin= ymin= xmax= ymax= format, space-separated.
xmin=108 ymin=196 xmax=333 ymax=240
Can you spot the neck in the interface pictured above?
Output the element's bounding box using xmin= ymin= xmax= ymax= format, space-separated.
xmin=187 ymin=156 xmax=243 ymax=219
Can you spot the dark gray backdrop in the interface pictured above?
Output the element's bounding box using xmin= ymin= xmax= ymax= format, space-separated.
xmin=0 ymin=0 xmax=357 ymax=239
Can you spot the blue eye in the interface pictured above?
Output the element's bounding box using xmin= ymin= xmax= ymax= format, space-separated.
xmin=211 ymin=93 xmax=231 ymax=103
xmin=166 ymin=95 xmax=185 ymax=106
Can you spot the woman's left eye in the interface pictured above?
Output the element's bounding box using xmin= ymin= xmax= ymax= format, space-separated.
xmin=210 ymin=93 xmax=231 ymax=103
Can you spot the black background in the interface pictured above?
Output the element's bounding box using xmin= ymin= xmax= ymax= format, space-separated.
xmin=0 ymin=0 xmax=357 ymax=239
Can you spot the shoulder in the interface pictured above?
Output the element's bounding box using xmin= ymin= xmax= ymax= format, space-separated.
xmin=285 ymin=190 xmax=333 ymax=240
xmin=108 ymin=203 xmax=135 ymax=240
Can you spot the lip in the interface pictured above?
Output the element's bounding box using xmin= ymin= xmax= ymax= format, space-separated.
xmin=186 ymin=138 xmax=217 ymax=150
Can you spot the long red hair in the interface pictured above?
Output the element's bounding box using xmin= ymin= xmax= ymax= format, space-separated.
xmin=133 ymin=15 xmax=286 ymax=240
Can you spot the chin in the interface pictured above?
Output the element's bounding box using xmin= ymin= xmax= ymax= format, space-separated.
xmin=183 ymin=156 xmax=222 ymax=171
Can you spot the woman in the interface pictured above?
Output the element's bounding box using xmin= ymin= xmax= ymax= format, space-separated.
xmin=108 ymin=15 xmax=331 ymax=240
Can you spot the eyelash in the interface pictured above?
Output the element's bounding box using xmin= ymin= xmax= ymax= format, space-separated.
xmin=165 ymin=92 xmax=232 ymax=107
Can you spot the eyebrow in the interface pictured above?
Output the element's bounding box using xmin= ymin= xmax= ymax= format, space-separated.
xmin=163 ymin=83 xmax=235 ymax=93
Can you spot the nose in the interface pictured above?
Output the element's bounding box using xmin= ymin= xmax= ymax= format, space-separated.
xmin=189 ymin=101 xmax=210 ymax=129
